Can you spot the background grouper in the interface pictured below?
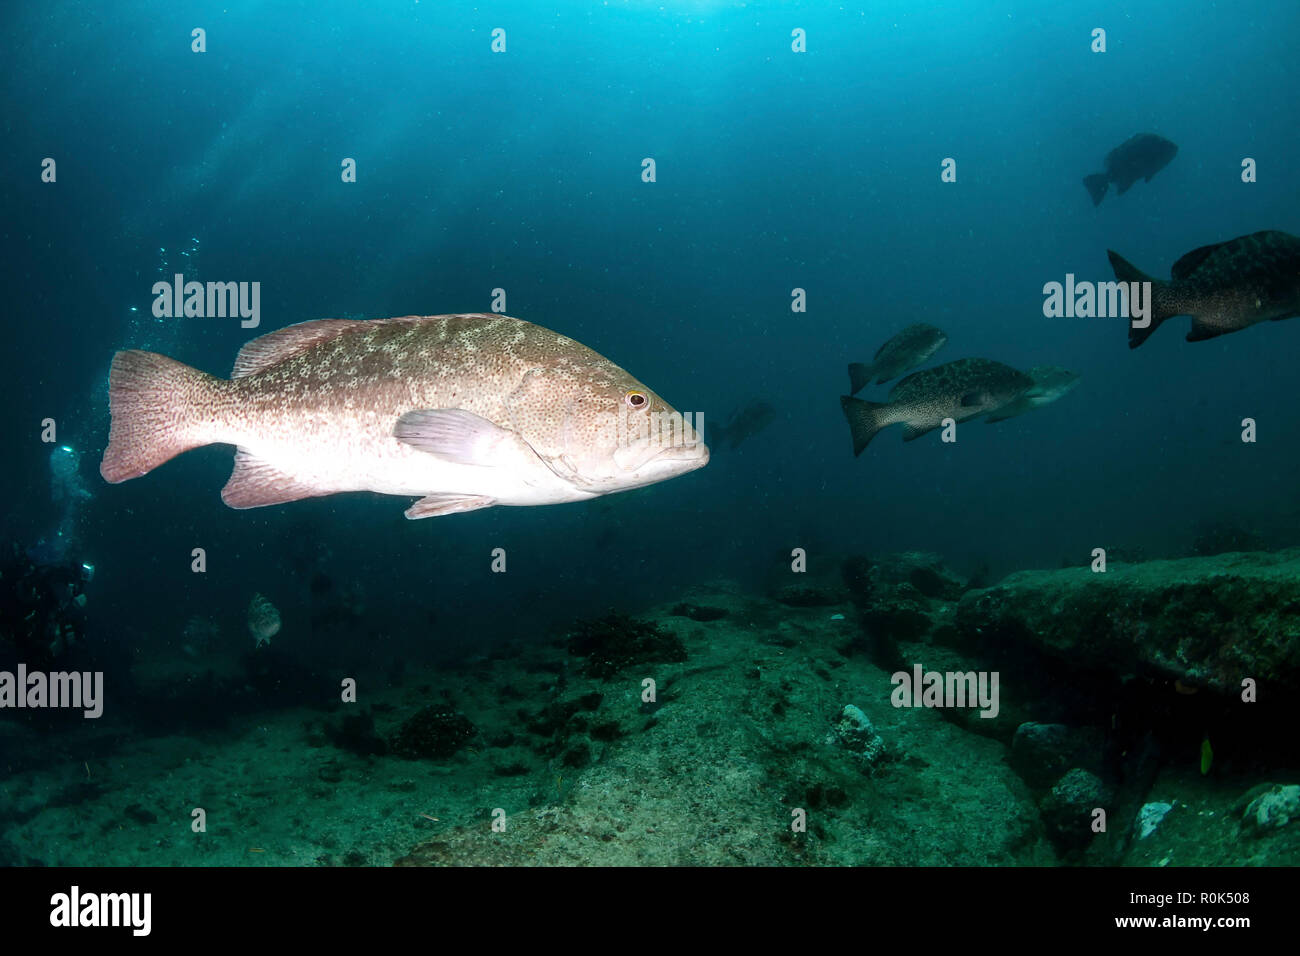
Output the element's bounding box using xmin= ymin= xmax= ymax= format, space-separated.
xmin=100 ymin=313 xmax=709 ymax=519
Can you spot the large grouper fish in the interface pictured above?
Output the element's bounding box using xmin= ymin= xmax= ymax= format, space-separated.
xmin=100 ymin=313 xmax=709 ymax=518
xmin=1082 ymin=132 xmax=1178 ymax=207
xmin=839 ymin=358 xmax=1032 ymax=455
xmin=1109 ymin=230 xmax=1300 ymax=348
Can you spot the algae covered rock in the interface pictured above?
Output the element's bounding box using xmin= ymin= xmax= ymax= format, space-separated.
xmin=1241 ymin=783 xmax=1300 ymax=833
xmin=774 ymin=584 xmax=842 ymax=607
xmin=1135 ymin=801 xmax=1174 ymax=840
xmin=957 ymin=549 xmax=1300 ymax=693
xmin=840 ymin=553 xmax=966 ymax=668
xmin=670 ymin=602 xmax=729 ymax=622
xmin=389 ymin=706 xmax=476 ymax=759
xmin=826 ymin=703 xmax=886 ymax=772
xmin=1040 ymin=768 xmax=1113 ymax=852
xmin=566 ymin=612 xmax=686 ymax=679
xmin=1010 ymin=722 xmax=1105 ymax=789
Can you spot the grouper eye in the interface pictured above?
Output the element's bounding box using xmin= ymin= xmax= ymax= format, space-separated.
xmin=624 ymin=390 xmax=648 ymax=409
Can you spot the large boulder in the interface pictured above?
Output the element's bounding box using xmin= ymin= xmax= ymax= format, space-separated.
xmin=957 ymin=549 xmax=1300 ymax=694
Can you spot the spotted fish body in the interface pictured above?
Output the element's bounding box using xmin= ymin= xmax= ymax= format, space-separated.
xmin=848 ymin=323 xmax=948 ymax=393
xmin=1109 ymin=231 xmax=1300 ymax=348
xmin=100 ymin=313 xmax=708 ymax=518
xmin=839 ymin=358 xmax=1032 ymax=455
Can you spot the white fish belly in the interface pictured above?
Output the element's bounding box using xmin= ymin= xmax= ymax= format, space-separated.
xmin=235 ymin=414 xmax=588 ymax=506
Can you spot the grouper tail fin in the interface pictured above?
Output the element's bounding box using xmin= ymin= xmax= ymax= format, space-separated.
xmin=100 ymin=350 xmax=224 ymax=483
xmin=840 ymin=395 xmax=891 ymax=457
xmin=847 ymin=362 xmax=874 ymax=396
xmin=1107 ymin=250 xmax=1175 ymax=349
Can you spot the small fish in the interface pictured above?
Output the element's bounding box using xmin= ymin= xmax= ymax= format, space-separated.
xmin=984 ymin=366 xmax=1081 ymax=423
xmin=839 ymin=358 xmax=1032 ymax=455
xmin=1109 ymin=231 xmax=1300 ymax=348
xmin=1200 ymin=736 xmax=1213 ymax=775
xmin=248 ymin=593 xmax=281 ymax=647
xmin=100 ymin=314 xmax=708 ymax=518
xmin=848 ymin=323 xmax=948 ymax=392
xmin=706 ymin=401 xmax=776 ymax=451
xmin=1083 ymin=133 xmax=1178 ymax=206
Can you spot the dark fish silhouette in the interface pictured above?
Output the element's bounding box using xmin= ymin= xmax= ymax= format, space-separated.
xmin=706 ymin=401 xmax=776 ymax=451
xmin=1083 ymin=133 xmax=1178 ymax=206
xmin=840 ymin=359 xmax=1032 ymax=455
xmin=984 ymin=366 xmax=1081 ymax=423
xmin=848 ymin=323 xmax=948 ymax=393
xmin=1109 ymin=231 xmax=1300 ymax=348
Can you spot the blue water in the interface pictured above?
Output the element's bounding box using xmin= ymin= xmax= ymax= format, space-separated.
xmin=1 ymin=0 xmax=1298 ymax=868
xmin=4 ymin=2 xmax=1298 ymax=633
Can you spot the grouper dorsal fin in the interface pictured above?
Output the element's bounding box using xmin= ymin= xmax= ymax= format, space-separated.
xmin=1171 ymin=242 xmax=1227 ymax=280
xmin=231 ymin=319 xmax=368 ymax=378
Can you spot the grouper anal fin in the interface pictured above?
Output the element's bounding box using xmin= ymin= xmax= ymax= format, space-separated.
xmin=404 ymin=494 xmax=497 ymax=519
xmin=221 ymin=448 xmax=326 ymax=509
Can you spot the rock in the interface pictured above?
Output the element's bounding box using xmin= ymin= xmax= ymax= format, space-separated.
xmin=889 ymin=643 xmax=1029 ymax=743
xmin=860 ymin=585 xmax=934 ymax=641
xmin=1040 ymin=768 xmax=1113 ymax=852
xmin=874 ymin=552 xmax=967 ymax=599
xmin=1241 ymin=784 xmax=1300 ymax=833
xmin=840 ymin=552 xmax=966 ymax=604
xmin=1136 ymin=801 xmax=1174 ymax=840
xmin=957 ymin=549 xmax=1300 ymax=693
xmin=774 ymin=585 xmax=841 ymax=608
xmin=566 ymin=613 xmax=686 ymax=679
xmin=826 ymin=704 xmax=885 ymax=771
xmin=670 ymin=602 xmax=728 ymax=622
xmin=389 ymin=707 xmax=476 ymax=759
xmin=838 ymin=554 xmax=967 ymax=670
xmin=1010 ymin=722 xmax=1105 ymax=789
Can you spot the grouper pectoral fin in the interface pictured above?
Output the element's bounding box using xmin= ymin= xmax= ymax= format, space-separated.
xmin=404 ymin=493 xmax=497 ymax=519
xmin=984 ymin=403 xmax=1023 ymax=424
xmin=222 ymin=449 xmax=325 ymax=509
xmin=394 ymin=408 xmax=529 ymax=467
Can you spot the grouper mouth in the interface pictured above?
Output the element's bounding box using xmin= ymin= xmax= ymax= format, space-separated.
xmin=649 ymin=442 xmax=710 ymax=467
xmin=611 ymin=436 xmax=709 ymax=474
xmin=539 ymin=436 xmax=709 ymax=494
